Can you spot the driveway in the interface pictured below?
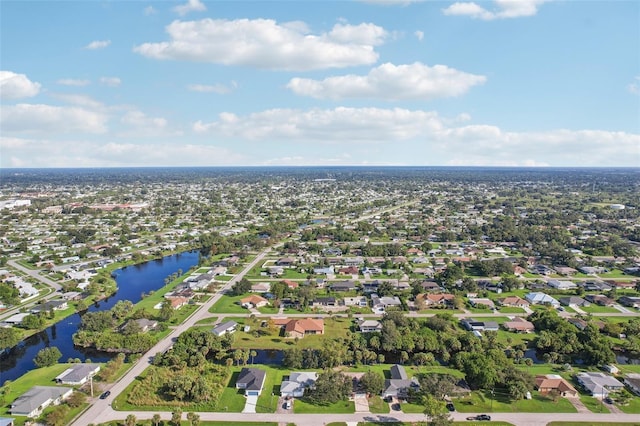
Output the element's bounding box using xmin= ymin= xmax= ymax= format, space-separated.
xmin=242 ymin=395 xmax=258 ymax=413
xmin=353 ymin=393 xmax=369 ymax=413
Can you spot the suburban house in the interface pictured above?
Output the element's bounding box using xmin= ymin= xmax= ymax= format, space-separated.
xmin=417 ymin=293 xmax=455 ymax=308
xmin=559 ymin=296 xmax=591 ymax=307
xmin=10 ymin=386 xmax=73 ymax=417
xmin=276 ymin=257 xmax=297 ymax=267
xmin=312 ymin=296 xmax=337 ymax=307
xmin=371 ymin=294 xmax=402 ymax=312
xmin=460 ymin=318 xmax=499 ymax=332
xmin=331 ymin=281 xmax=357 ymax=292
xmin=29 ymin=300 xmax=68 ymax=314
xmin=503 ymin=317 xmax=535 ymax=333
xmin=236 ymin=368 xmax=267 ymax=396
xmin=55 ymin=363 xmax=101 ymax=386
xmin=250 ymin=282 xmax=271 ymax=293
xmin=418 ymin=281 xmax=442 ymax=293
xmin=618 ymin=296 xmax=640 ymax=308
xmin=313 ymin=266 xmax=334 ymax=275
xmin=525 ymin=292 xmax=560 ymax=307
xmin=535 ymin=375 xmax=578 ymax=397
xmin=273 ymin=318 xmax=325 ymax=339
xmin=576 ymin=372 xmax=625 ymax=398
xmin=468 ymin=298 xmax=495 ymax=309
xmin=343 ymin=296 xmax=368 ymax=307
xmin=547 ymin=280 xmax=577 ymax=290
xmin=567 ymin=317 xmax=589 ymax=331
xmin=497 ymin=296 xmax=530 ymax=308
xmin=382 ymin=364 xmax=420 ymax=399
xmin=584 ymin=294 xmax=615 ymax=306
xmin=624 ymin=373 xmax=640 ymax=396
xmin=357 ymin=319 xmax=383 ymax=333
xmin=212 ymin=320 xmax=238 ymax=337
xmin=280 ymin=372 xmax=318 ymax=398
xmin=240 ymin=295 xmax=269 ymax=309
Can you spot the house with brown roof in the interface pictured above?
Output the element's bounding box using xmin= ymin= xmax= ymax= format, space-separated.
xmin=503 ymin=317 xmax=535 ymax=333
xmin=240 ymin=294 xmax=269 ymax=308
xmin=417 ymin=293 xmax=455 ymax=307
xmin=497 ymin=296 xmax=530 ymax=308
xmin=273 ymin=318 xmax=325 ymax=339
xmin=535 ymin=375 xmax=578 ymax=397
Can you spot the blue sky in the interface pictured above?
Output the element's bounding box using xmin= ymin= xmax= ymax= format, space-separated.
xmin=1 ymin=0 xmax=638 ymax=167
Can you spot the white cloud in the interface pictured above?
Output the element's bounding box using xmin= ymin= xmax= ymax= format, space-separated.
xmin=0 ymin=71 xmax=41 ymax=100
xmin=144 ymin=5 xmax=157 ymax=15
xmin=192 ymin=107 xmax=640 ymax=166
xmin=187 ymin=81 xmax=237 ymax=94
xmin=57 ymin=78 xmax=91 ymax=86
xmin=100 ymin=77 xmax=121 ymax=87
xmin=627 ymin=76 xmax=640 ymax=95
xmin=50 ymin=93 xmax=105 ymax=109
xmin=286 ymin=62 xmax=486 ymax=100
xmin=0 ymin=136 xmax=243 ymax=168
xmin=0 ymin=103 xmax=108 ymax=134
xmin=194 ymin=107 xmax=444 ymax=141
xmin=173 ymin=0 xmax=206 ymax=16
xmin=134 ymin=18 xmax=387 ymax=71
xmin=414 ymin=30 xmax=424 ymax=41
xmin=85 ymin=40 xmax=111 ymax=50
xmin=443 ymin=0 xmax=549 ymax=20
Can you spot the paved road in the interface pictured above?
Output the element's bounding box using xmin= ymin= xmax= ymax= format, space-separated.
xmin=71 ymin=406 xmax=640 ymax=426
xmin=70 ymin=248 xmax=272 ymax=426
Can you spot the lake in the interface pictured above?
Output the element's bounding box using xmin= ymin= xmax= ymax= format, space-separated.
xmin=0 ymin=251 xmax=200 ymax=382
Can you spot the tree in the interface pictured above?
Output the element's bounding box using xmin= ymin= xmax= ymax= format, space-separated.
xmin=125 ymin=414 xmax=137 ymax=426
xmin=418 ymin=373 xmax=458 ymax=401
xmin=307 ymin=370 xmax=353 ymax=404
xmin=152 ymin=414 xmax=162 ymax=426
xmin=34 ymin=346 xmax=62 ymax=367
xmin=360 ymin=370 xmax=385 ymax=396
xmin=0 ymin=327 xmax=21 ymax=350
xmin=158 ymin=299 xmax=174 ymax=321
xmin=66 ymin=391 xmax=86 ymax=408
xmin=171 ymin=409 xmax=182 ymax=426
xmin=422 ymin=394 xmax=451 ymax=426
xmin=187 ymin=412 xmax=200 ymax=426
xmin=230 ymin=278 xmax=252 ymax=296
xmin=45 ymin=404 xmax=69 ymax=426
xmin=20 ymin=313 xmax=45 ymax=329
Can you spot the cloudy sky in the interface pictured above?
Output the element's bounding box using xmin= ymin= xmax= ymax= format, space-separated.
xmin=1 ymin=0 xmax=638 ymax=168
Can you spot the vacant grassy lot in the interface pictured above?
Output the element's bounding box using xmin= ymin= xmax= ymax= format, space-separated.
xmin=294 ymin=398 xmax=355 ymax=413
xmin=455 ymin=390 xmax=576 ymax=413
xmin=209 ymin=294 xmax=251 ymax=314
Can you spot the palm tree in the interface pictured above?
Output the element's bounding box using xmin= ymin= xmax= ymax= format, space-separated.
xmin=250 ymin=350 xmax=257 ymax=364
xmin=152 ymin=414 xmax=161 ymax=426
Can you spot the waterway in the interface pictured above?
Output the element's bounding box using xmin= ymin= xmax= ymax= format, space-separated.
xmin=0 ymin=251 xmax=200 ymax=383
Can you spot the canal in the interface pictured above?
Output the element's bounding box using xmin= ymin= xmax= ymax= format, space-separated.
xmin=0 ymin=251 xmax=200 ymax=383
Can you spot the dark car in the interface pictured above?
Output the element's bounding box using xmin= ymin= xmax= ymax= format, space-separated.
xmin=391 ymin=403 xmax=401 ymax=411
xmin=99 ymin=391 xmax=111 ymax=399
xmin=446 ymin=402 xmax=455 ymax=412
xmin=477 ymin=414 xmax=491 ymax=421
xmin=604 ymin=397 xmax=614 ymax=404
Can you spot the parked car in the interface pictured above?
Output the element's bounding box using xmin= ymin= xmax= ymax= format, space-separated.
xmin=467 ymin=414 xmax=491 ymax=421
xmin=446 ymin=402 xmax=455 ymax=412
xmin=604 ymin=397 xmax=614 ymax=404
xmin=99 ymin=390 xmax=111 ymax=399
xmin=284 ymin=400 xmax=292 ymax=409
xmin=391 ymin=403 xmax=401 ymax=411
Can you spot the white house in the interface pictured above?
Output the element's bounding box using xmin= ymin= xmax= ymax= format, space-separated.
xmin=55 ymin=364 xmax=101 ymax=386
xmin=525 ymin=292 xmax=560 ymax=307
xmin=10 ymin=386 xmax=73 ymax=417
xmin=280 ymin=372 xmax=318 ymax=398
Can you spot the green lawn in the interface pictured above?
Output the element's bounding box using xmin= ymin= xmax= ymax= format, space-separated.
xmin=294 ymin=398 xmax=355 ymax=413
xmin=581 ymin=305 xmax=620 ymax=314
xmin=209 ymin=294 xmax=252 ymax=314
xmin=231 ymin=316 xmax=351 ymax=350
xmin=455 ymin=390 xmax=576 ymax=413
xmin=0 ymin=363 xmax=93 ymax=426
xmin=368 ymin=395 xmax=390 ymax=414
xmin=547 ymin=423 xmax=640 ymax=426
xmin=579 ymin=395 xmax=610 ymax=413
xmin=216 ymin=370 xmax=248 ymax=412
xmin=496 ymin=307 xmax=525 ymax=314
xmin=619 ymin=396 xmax=640 ymax=414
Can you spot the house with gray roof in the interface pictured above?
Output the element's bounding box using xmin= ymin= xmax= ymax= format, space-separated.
xmin=55 ymin=363 xmax=100 ymax=386
xmin=382 ymin=364 xmax=419 ymax=399
xmin=212 ymin=320 xmax=238 ymax=336
xmin=576 ymin=372 xmax=624 ymax=398
xmin=236 ymin=368 xmax=266 ymax=396
xmin=559 ymin=296 xmax=590 ymax=307
xmin=10 ymin=386 xmax=73 ymax=417
xmin=525 ymin=292 xmax=560 ymax=307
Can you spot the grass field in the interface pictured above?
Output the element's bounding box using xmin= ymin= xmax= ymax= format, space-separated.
xmin=578 ymin=395 xmax=610 ymax=413
xmin=455 ymin=390 xmax=577 ymax=413
xmin=209 ymin=294 xmax=251 ymax=314
xmin=294 ymin=398 xmax=355 ymax=413
xmin=368 ymin=395 xmax=390 ymax=413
